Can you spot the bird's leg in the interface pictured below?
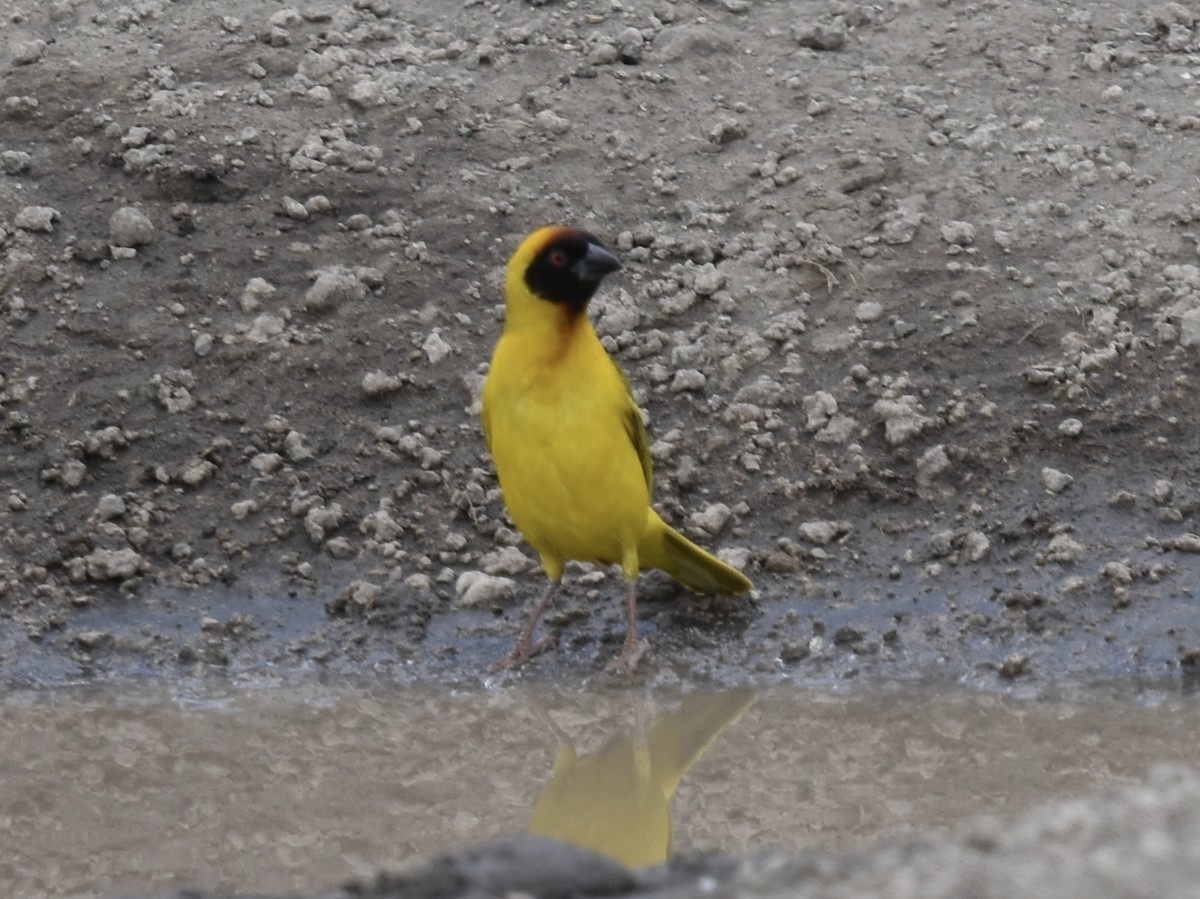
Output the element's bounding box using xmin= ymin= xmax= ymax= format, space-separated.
xmin=606 ymin=578 xmax=650 ymax=672
xmin=491 ymin=579 xmax=561 ymax=671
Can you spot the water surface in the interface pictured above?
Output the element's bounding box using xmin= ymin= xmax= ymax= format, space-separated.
xmin=3 ymin=680 xmax=1197 ymax=898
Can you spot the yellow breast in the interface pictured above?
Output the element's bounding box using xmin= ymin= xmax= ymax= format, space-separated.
xmin=483 ymin=319 xmax=650 ymax=569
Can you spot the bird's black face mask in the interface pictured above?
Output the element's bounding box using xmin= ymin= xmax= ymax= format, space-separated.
xmin=525 ymin=232 xmax=623 ymax=311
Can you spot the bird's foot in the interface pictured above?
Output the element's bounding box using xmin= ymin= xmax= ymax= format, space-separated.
xmin=490 ymin=634 xmax=558 ymax=672
xmin=605 ymin=636 xmax=650 ymax=673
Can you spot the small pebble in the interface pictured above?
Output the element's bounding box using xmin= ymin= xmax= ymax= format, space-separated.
xmin=940 ymin=221 xmax=976 ymax=245
xmin=855 ymin=301 xmax=884 ymax=322
xmin=13 ymin=39 xmax=47 ymax=65
xmin=109 ymin=207 xmax=155 ymax=247
xmin=15 ymin=206 xmax=59 ymax=232
xmin=1150 ymin=479 xmax=1174 ymax=504
xmin=423 ymin=330 xmax=452 ymax=364
xmin=282 ymin=197 xmax=309 ymax=220
xmin=690 ymin=503 xmax=732 ymax=536
xmin=240 ymin=277 xmax=276 ymax=313
xmin=671 ymin=369 xmax=707 ymax=393
xmin=303 ymin=267 xmax=367 ymax=312
xmin=1042 ymin=467 xmax=1074 ymax=494
xmin=998 ymin=653 xmax=1030 ymax=680
xmin=799 ymin=520 xmax=848 ymax=545
xmin=455 ymin=571 xmax=517 ymax=607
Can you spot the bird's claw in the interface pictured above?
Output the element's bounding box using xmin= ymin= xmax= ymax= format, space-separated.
xmin=490 ymin=634 xmax=558 ymax=672
xmin=605 ymin=636 xmax=650 ymax=673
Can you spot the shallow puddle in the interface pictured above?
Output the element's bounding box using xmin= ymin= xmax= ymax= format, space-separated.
xmin=3 ymin=680 xmax=1198 ymax=898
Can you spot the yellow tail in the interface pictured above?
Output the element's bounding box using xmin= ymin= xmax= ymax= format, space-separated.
xmin=639 ymin=511 xmax=752 ymax=594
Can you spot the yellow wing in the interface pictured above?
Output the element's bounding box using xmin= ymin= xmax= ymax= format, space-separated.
xmin=481 ymin=393 xmax=493 ymax=454
xmin=614 ymin=359 xmax=653 ymax=494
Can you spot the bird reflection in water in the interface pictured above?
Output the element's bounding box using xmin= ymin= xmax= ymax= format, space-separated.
xmin=528 ymin=689 xmax=756 ymax=869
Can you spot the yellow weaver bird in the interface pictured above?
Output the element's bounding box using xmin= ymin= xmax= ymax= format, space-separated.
xmin=481 ymin=226 xmax=753 ymax=671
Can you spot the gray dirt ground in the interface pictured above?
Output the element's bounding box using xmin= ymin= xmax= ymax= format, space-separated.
xmin=4 ymin=0 xmax=1200 ymax=688
xmin=5 ymin=0 xmax=1200 ymax=895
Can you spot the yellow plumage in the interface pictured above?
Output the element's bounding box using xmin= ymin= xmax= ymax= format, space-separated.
xmin=482 ymin=226 xmax=752 ymax=670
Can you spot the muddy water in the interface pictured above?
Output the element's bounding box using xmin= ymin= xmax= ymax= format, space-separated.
xmin=3 ymin=681 xmax=1198 ymax=898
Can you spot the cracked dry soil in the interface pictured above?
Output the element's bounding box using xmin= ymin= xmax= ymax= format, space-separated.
xmin=2 ymin=0 xmax=1200 ymax=687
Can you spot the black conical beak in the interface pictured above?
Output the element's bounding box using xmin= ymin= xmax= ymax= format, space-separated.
xmin=573 ymin=242 xmax=623 ymax=281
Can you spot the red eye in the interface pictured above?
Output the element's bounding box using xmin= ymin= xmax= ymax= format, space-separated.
xmin=549 ymin=250 xmax=568 ymax=266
